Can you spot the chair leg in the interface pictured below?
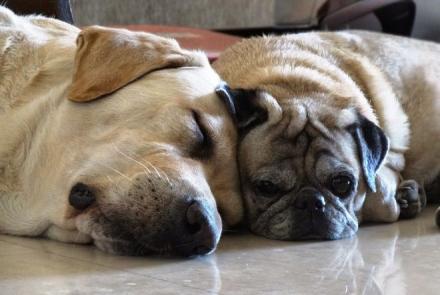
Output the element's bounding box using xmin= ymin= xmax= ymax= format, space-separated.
xmin=320 ymin=0 xmax=416 ymax=37
xmin=374 ymin=1 xmax=415 ymax=36
xmin=4 ymin=0 xmax=74 ymax=24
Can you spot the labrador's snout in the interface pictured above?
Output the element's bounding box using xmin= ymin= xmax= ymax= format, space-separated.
xmin=178 ymin=200 xmax=222 ymax=256
xmin=72 ymin=171 xmax=223 ymax=256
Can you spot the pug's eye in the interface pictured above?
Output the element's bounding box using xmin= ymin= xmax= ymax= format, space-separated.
xmin=330 ymin=175 xmax=354 ymax=197
xmin=255 ymin=180 xmax=281 ymax=196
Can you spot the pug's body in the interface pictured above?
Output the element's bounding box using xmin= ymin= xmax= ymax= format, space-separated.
xmin=214 ymin=31 xmax=439 ymax=240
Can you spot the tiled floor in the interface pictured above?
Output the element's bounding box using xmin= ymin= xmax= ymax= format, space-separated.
xmin=1 ymin=206 xmax=440 ymax=295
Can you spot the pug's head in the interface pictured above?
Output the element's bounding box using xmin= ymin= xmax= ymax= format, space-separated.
xmin=216 ymin=84 xmax=388 ymax=240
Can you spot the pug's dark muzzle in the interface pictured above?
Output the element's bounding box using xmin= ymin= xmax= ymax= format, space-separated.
xmin=252 ymin=187 xmax=359 ymax=241
xmin=291 ymin=187 xmax=358 ymax=240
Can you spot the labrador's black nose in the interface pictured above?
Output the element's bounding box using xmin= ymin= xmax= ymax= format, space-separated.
xmin=69 ymin=183 xmax=96 ymax=210
xmin=294 ymin=187 xmax=326 ymax=212
xmin=176 ymin=200 xmax=221 ymax=256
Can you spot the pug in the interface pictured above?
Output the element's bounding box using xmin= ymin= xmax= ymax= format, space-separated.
xmin=213 ymin=30 xmax=439 ymax=240
xmin=0 ymin=6 xmax=242 ymax=256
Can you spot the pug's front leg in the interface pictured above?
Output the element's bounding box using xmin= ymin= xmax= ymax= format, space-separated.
xmin=362 ymin=165 xmax=401 ymax=223
xmin=396 ymin=179 xmax=426 ymax=219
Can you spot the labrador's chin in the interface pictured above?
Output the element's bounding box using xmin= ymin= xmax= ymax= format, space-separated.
xmin=76 ymin=214 xmax=154 ymax=256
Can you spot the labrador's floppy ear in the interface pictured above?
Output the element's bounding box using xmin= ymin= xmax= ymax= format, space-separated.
xmin=68 ymin=26 xmax=193 ymax=102
xmin=215 ymin=83 xmax=267 ymax=132
xmin=351 ymin=114 xmax=389 ymax=192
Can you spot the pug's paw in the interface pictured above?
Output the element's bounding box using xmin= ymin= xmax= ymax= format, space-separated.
xmin=396 ymin=179 xmax=426 ymax=219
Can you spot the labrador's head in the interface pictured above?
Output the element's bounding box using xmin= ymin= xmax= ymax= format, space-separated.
xmin=39 ymin=27 xmax=242 ymax=256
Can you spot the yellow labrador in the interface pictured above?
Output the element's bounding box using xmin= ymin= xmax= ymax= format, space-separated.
xmin=0 ymin=7 xmax=242 ymax=256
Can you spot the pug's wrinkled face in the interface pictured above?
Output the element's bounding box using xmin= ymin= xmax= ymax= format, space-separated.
xmin=216 ymin=87 xmax=388 ymax=240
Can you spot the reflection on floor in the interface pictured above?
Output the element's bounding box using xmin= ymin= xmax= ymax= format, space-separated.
xmin=1 ymin=206 xmax=440 ymax=294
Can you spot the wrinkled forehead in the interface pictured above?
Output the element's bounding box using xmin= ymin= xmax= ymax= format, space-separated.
xmin=241 ymin=99 xmax=359 ymax=171
xmin=280 ymin=98 xmax=358 ymax=138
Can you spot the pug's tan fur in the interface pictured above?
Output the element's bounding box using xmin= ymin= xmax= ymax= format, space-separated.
xmin=0 ymin=7 xmax=242 ymax=255
xmin=214 ymin=31 xmax=439 ymax=238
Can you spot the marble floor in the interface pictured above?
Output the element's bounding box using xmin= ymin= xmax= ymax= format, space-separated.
xmin=1 ymin=206 xmax=440 ymax=295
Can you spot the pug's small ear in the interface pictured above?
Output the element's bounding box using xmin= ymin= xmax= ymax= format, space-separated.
xmin=215 ymin=83 xmax=267 ymax=131
xmin=351 ymin=115 xmax=389 ymax=192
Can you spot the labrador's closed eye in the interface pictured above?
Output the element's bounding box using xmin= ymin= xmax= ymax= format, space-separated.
xmin=191 ymin=110 xmax=213 ymax=159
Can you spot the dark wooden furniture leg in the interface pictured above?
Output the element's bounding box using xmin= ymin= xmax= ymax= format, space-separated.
xmin=320 ymin=0 xmax=415 ymax=36
xmin=3 ymin=0 xmax=74 ymax=24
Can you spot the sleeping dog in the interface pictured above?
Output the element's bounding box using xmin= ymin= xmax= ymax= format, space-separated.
xmin=0 ymin=7 xmax=242 ymax=256
xmin=214 ymin=31 xmax=439 ymax=240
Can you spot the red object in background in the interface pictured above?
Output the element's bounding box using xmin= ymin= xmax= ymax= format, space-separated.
xmin=116 ymin=25 xmax=241 ymax=62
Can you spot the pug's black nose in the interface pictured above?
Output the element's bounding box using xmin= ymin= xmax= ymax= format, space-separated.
xmin=313 ymin=196 xmax=326 ymax=212
xmin=69 ymin=183 xmax=96 ymax=210
xmin=294 ymin=188 xmax=326 ymax=212
xmin=178 ymin=201 xmax=221 ymax=256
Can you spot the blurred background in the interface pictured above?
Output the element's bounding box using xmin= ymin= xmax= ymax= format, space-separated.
xmin=67 ymin=0 xmax=440 ymax=41
xmin=4 ymin=0 xmax=440 ymax=60
xmin=412 ymin=0 xmax=440 ymax=41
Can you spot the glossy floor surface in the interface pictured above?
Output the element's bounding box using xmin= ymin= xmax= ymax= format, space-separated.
xmin=1 ymin=206 xmax=440 ymax=295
